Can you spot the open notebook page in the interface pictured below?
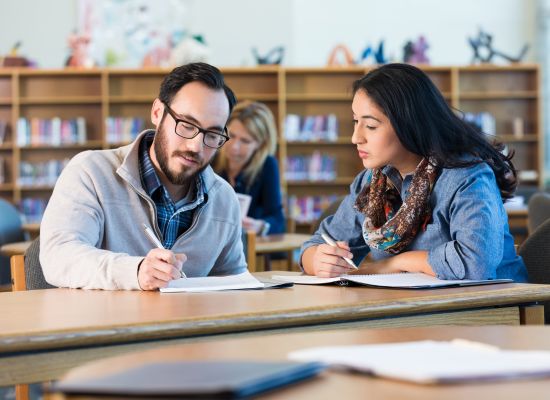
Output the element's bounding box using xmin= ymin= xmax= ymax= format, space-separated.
xmin=161 ymin=271 xmax=264 ymax=293
xmin=289 ymin=339 xmax=550 ymax=384
xmin=272 ymin=273 xmax=511 ymax=288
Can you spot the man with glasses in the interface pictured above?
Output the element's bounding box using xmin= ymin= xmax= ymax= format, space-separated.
xmin=40 ymin=63 xmax=247 ymax=290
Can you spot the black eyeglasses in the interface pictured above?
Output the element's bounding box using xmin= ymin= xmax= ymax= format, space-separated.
xmin=162 ymin=102 xmax=230 ymax=149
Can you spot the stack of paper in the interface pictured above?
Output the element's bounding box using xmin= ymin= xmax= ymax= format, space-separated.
xmin=289 ymin=340 xmax=550 ymax=384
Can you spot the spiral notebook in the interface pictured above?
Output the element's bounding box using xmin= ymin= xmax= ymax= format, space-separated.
xmin=271 ymin=272 xmax=512 ymax=289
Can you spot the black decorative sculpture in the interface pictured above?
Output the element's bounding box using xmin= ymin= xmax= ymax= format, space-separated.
xmin=468 ymin=29 xmax=528 ymax=63
xmin=252 ymin=46 xmax=285 ymax=65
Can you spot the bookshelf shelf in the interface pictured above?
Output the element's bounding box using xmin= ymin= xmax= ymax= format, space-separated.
xmin=19 ymin=96 xmax=102 ymax=105
xmin=286 ymin=94 xmax=353 ymax=101
xmin=109 ymin=95 xmax=158 ymax=104
xmin=498 ymin=134 xmax=538 ymax=142
xmin=458 ymin=91 xmax=538 ymax=100
xmin=19 ymin=141 xmax=104 ymax=150
xmin=19 ymin=185 xmax=56 ymax=191
xmin=0 ymin=66 xmax=541 ymax=236
xmin=287 ymin=178 xmax=355 ymax=186
xmin=286 ymin=138 xmax=353 ymax=145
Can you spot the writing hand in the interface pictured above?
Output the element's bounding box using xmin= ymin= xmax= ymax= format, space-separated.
xmin=138 ymin=248 xmax=187 ymax=290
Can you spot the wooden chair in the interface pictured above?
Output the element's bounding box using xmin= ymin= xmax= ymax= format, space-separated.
xmin=527 ymin=192 xmax=550 ymax=235
xmin=10 ymin=237 xmax=54 ymax=292
xmin=519 ymin=218 xmax=550 ymax=324
xmin=241 ymin=230 xmax=256 ymax=272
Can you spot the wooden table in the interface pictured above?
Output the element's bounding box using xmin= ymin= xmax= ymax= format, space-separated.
xmin=0 ymin=272 xmax=548 ymax=357
xmin=44 ymin=325 xmax=550 ymax=400
xmin=507 ymin=208 xmax=528 ymax=244
xmin=255 ymin=233 xmax=310 ymax=271
xmin=255 ymin=233 xmax=311 ymax=254
xmin=0 ymin=241 xmax=31 ymax=257
xmin=1 ymin=278 xmax=550 ymax=388
xmin=22 ymin=223 xmax=40 ymax=239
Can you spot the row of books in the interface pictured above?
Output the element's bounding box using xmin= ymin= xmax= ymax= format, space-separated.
xmin=288 ymin=194 xmax=340 ymax=224
xmin=284 ymin=114 xmax=339 ymax=142
xmin=0 ymin=157 xmax=5 ymax=184
xmin=17 ymin=117 xmax=87 ymax=146
xmin=463 ymin=112 xmax=496 ymax=136
xmin=0 ymin=120 xmax=9 ymax=144
xmin=18 ymin=159 xmax=70 ymax=187
xmin=285 ymin=152 xmax=336 ymax=181
xmin=105 ymin=117 xmax=145 ymax=143
xmin=19 ymin=197 xmax=48 ymax=224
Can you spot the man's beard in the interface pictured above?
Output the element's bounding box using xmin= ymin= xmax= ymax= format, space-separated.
xmin=153 ymin=126 xmax=211 ymax=185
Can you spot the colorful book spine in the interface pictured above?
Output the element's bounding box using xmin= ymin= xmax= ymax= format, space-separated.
xmin=16 ymin=117 xmax=87 ymax=145
xmin=284 ymin=114 xmax=339 ymax=142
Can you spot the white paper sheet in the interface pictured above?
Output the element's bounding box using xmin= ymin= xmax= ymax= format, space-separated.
xmin=161 ymin=271 xmax=264 ymax=293
xmin=289 ymin=340 xmax=550 ymax=384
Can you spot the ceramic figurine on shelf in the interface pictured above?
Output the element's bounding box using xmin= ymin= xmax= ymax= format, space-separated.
xmin=169 ymin=35 xmax=210 ymax=66
xmin=252 ymin=46 xmax=285 ymax=65
xmin=403 ymin=36 xmax=430 ymax=64
xmin=65 ymin=32 xmax=94 ymax=68
xmin=327 ymin=44 xmax=355 ymax=66
xmin=468 ymin=29 xmax=529 ymax=64
xmin=1 ymin=41 xmax=32 ymax=67
xmin=359 ymin=41 xmax=387 ymax=65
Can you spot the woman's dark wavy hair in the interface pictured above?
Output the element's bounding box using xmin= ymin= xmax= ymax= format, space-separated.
xmin=352 ymin=63 xmax=517 ymax=201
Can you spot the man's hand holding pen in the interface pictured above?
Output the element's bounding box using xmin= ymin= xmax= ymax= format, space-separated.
xmin=139 ymin=223 xmax=187 ymax=291
xmin=138 ymin=249 xmax=187 ymax=291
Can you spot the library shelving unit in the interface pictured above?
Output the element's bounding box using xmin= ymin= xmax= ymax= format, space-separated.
xmin=0 ymin=71 xmax=15 ymax=204
xmin=0 ymin=65 xmax=542 ymax=238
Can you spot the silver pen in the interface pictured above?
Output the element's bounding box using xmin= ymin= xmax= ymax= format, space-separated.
xmin=142 ymin=223 xmax=186 ymax=278
xmin=320 ymin=232 xmax=358 ymax=270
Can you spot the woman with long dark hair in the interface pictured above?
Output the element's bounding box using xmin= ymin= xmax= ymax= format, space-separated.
xmin=301 ymin=63 xmax=527 ymax=281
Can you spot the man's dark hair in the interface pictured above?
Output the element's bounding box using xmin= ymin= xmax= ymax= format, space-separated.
xmin=158 ymin=62 xmax=237 ymax=113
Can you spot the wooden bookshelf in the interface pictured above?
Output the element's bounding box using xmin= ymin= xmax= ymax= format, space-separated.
xmin=0 ymin=66 xmax=542 ymax=236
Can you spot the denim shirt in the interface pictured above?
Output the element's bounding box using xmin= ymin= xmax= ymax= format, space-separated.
xmin=301 ymin=162 xmax=528 ymax=282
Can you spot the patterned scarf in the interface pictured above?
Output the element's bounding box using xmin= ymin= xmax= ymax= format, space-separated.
xmin=354 ymin=158 xmax=439 ymax=254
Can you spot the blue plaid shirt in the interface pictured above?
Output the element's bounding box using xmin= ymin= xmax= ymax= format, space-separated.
xmin=139 ymin=132 xmax=205 ymax=249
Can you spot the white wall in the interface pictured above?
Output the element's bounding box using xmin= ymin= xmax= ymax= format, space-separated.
xmin=0 ymin=0 xmax=539 ymax=67
xmin=291 ymin=0 xmax=537 ymax=65
xmin=0 ymin=0 xmax=76 ymax=68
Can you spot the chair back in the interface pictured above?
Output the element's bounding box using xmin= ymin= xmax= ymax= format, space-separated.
xmin=0 ymin=199 xmax=24 ymax=285
xmin=527 ymin=192 xmax=550 ymax=235
xmin=519 ymin=218 xmax=550 ymax=323
xmin=310 ymin=196 xmax=346 ymax=234
xmin=10 ymin=236 xmax=55 ymax=291
xmin=241 ymin=230 xmax=256 ymax=272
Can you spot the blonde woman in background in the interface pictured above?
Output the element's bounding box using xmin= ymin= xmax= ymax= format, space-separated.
xmin=215 ymin=101 xmax=285 ymax=236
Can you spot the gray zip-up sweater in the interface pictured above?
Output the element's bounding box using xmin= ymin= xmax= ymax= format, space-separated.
xmin=40 ymin=132 xmax=246 ymax=290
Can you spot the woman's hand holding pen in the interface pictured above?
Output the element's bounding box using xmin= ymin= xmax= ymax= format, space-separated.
xmin=303 ymin=241 xmax=356 ymax=278
xmin=138 ymin=249 xmax=187 ymax=291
